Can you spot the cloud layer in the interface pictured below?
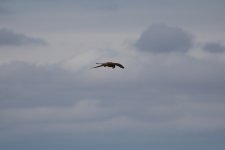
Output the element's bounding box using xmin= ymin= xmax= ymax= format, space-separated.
xmin=0 ymin=56 xmax=225 ymax=135
xmin=203 ymin=42 xmax=225 ymax=53
xmin=135 ymin=24 xmax=193 ymax=53
xmin=1 ymin=0 xmax=225 ymax=149
xmin=0 ymin=28 xmax=47 ymax=46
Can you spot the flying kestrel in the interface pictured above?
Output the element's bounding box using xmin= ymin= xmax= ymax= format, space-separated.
xmin=93 ymin=62 xmax=124 ymax=69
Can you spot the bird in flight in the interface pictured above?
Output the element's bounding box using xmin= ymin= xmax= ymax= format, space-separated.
xmin=93 ymin=62 xmax=124 ymax=69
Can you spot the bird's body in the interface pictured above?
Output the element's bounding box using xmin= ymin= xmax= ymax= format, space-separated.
xmin=93 ymin=62 xmax=124 ymax=69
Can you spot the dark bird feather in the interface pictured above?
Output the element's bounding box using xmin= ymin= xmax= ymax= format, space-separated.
xmin=93 ymin=62 xmax=124 ymax=69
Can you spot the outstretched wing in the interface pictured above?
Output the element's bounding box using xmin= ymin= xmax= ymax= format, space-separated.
xmin=93 ymin=64 xmax=103 ymax=68
xmin=115 ymin=63 xmax=124 ymax=69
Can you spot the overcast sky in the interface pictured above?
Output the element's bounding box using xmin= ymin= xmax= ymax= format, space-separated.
xmin=1 ymin=0 xmax=225 ymax=150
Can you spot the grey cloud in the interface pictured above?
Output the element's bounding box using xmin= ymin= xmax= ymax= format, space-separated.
xmin=0 ymin=60 xmax=225 ymax=149
xmin=134 ymin=24 xmax=193 ymax=53
xmin=0 ymin=7 xmax=10 ymax=14
xmin=28 ymin=0 xmax=120 ymax=12
xmin=0 ymin=61 xmax=139 ymax=108
xmin=203 ymin=42 xmax=225 ymax=53
xmin=1 ymin=58 xmax=225 ymax=108
xmin=0 ymin=28 xmax=47 ymax=46
xmin=1 ymin=1 xmax=225 ymax=149
xmin=0 ymin=62 xmax=79 ymax=108
xmin=80 ymin=0 xmax=119 ymax=11
xmin=0 ymin=59 xmax=225 ymax=115
xmin=0 ymin=0 xmax=12 ymax=14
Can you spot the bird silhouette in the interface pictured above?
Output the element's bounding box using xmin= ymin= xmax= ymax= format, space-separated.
xmin=93 ymin=62 xmax=124 ymax=69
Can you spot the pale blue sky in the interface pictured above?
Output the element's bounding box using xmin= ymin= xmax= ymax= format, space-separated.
xmin=0 ymin=0 xmax=225 ymax=150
